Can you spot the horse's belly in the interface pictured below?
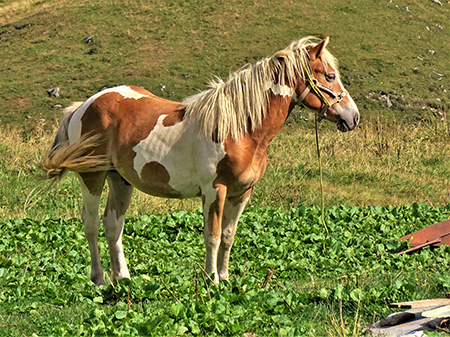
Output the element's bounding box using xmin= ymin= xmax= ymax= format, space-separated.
xmin=128 ymin=156 xmax=221 ymax=199
xmin=133 ymin=170 xmax=202 ymax=199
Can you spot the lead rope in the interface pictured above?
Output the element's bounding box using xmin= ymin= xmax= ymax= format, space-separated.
xmin=314 ymin=113 xmax=329 ymax=241
xmin=300 ymin=49 xmax=330 ymax=240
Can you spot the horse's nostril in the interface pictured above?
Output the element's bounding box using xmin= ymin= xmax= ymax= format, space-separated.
xmin=354 ymin=114 xmax=360 ymax=126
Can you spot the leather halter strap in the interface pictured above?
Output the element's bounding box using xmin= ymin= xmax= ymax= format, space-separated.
xmin=298 ymin=48 xmax=348 ymax=121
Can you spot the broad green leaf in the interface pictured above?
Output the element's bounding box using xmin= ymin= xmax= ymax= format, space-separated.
xmin=93 ymin=296 xmax=103 ymax=303
xmin=115 ymin=310 xmax=128 ymax=320
xmin=350 ymin=289 xmax=362 ymax=302
xmin=188 ymin=320 xmax=201 ymax=334
xmin=171 ymin=303 xmax=185 ymax=318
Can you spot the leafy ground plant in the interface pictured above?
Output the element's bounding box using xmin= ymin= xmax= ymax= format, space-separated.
xmin=1 ymin=203 xmax=450 ymax=336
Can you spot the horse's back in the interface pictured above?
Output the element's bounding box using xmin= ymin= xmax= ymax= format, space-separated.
xmin=67 ymin=86 xmax=179 ymax=141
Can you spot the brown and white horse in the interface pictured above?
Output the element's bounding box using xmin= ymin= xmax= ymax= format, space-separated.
xmin=39 ymin=37 xmax=359 ymax=285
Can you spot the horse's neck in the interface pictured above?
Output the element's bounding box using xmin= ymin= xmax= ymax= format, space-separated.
xmin=250 ymin=93 xmax=294 ymax=148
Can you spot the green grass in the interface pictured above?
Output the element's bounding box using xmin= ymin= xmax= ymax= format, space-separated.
xmin=1 ymin=204 xmax=450 ymax=336
xmin=0 ymin=0 xmax=448 ymax=130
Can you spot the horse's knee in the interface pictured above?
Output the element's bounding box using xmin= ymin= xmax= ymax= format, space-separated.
xmin=103 ymin=211 xmax=124 ymax=240
xmin=220 ymin=229 xmax=235 ymax=250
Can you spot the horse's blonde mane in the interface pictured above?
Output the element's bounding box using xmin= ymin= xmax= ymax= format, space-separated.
xmin=181 ymin=37 xmax=338 ymax=142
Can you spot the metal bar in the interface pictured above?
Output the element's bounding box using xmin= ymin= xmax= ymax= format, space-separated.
xmin=397 ymin=238 xmax=441 ymax=255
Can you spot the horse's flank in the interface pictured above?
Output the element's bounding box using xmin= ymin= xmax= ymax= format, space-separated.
xmin=181 ymin=36 xmax=338 ymax=142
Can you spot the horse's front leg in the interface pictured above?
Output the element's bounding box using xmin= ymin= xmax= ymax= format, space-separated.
xmin=218 ymin=189 xmax=252 ymax=281
xmin=202 ymin=184 xmax=227 ymax=283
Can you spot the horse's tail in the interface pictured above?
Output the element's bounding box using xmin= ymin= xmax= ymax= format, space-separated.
xmin=37 ymin=102 xmax=111 ymax=182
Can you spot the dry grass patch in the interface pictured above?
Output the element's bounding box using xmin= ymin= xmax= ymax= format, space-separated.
xmin=263 ymin=116 xmax=450 ymax=208
xmin=1 ymin=115 xmax=449 ymax=220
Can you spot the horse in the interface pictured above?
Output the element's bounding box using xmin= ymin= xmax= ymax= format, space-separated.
xmin=38 ymin=37 xmax=359 ymax=285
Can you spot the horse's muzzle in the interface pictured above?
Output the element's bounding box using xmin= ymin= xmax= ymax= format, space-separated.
xmin=337 ymin=112 xmax=359 ymax=132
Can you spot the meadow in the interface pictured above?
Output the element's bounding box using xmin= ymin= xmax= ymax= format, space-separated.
xmin=2 ymin=204 xmax=450 ymax=336
xmin=1 ymin=0 xmax=450 ymax=336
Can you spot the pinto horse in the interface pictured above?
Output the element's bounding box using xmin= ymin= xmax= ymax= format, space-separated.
xmin=39 ymin=37 xmax=359 ymax=285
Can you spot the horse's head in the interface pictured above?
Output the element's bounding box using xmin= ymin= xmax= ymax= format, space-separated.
xmin=295 ymin=37 xmax=359 ymax=132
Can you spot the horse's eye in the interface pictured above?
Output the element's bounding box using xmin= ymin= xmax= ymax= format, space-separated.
xmin=325 ymin=74 xmax=336 ymax=82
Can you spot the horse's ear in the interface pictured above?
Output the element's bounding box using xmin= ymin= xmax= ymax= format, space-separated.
xmin=308 ymin=37 xmax=329 ymax=60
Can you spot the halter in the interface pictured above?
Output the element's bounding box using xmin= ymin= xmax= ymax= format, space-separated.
xmin=297 ymin=48 xmax=348 ymax=121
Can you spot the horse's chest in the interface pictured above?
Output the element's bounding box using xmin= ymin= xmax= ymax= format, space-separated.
xmin=215 ymin=145 xmax=268 ymax=196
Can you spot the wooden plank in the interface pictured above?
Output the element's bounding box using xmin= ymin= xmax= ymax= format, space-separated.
xmin=363 ymin=316 xmax=437 ymax=336
xmin=439 ymin=233 xmax=450 ymax=247
xmin=389 ymin=298 xmax=450 ymax=309
xmin=422 ymin=305 xmax=450 ymax=318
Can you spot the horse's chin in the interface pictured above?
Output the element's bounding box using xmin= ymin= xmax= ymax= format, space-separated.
xmin=330 ymin=101 xmax=360 ymax=132
xmin=337 ymin=121 xmax=350 ymax=132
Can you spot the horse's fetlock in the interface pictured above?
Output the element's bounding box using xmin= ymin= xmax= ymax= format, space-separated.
xmin=91 ymin=272 xmax=106 ymax=286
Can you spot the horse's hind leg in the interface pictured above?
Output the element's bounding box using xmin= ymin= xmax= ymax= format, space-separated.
xmin=103 ymin=170 xmax=134 ymax=283
xmin=78 ymin=171 xmax=108 ymax=286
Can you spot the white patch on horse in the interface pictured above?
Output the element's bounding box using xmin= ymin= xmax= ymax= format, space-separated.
xmin=336 ymin=75 xmax=357 ymax=109
xmin=115 ymin=86 xmax=149 ymax=100
xmin=270 ymin=83 xmax=295 ymax=98
xmin=132 ymin=115 xmax=226 ymax=197
xmin=268 ymin=83 xmax=297 ymax=102
xmin=201 ymin=185 xmax=221 ymax=282
xmin=68 ymin=86 xmax=148 ymax=144
xmin=77 ymin=176 xmax=105 ymax=285
xmin=103 ymin=209 xmax=129 ymax=281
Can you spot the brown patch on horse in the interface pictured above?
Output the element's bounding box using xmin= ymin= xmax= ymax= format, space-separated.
xmin=79 ymin=171 xmax=108 ymax=196
xmin=227 ymin=188 xmax=253 ymax=207
xmin=139 ymin=161 xmax=181 ymax=198
xmin=206 ymin=197 xmax=223 ymax=239
xmin=205 ymin=186 xmax=227 ymax=239
xmin=214 ymin=148 xmax=267 ymax=198
xmin=162 ymin=108 xmax=185 ymax=127
xmin=80 ymin=87 xmax=183 ymax=148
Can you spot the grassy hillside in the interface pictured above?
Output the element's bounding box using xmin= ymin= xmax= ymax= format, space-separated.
xmin=1 ymin=0 xmax=448 ymax=128
xmin=1 ymin=0 xmax=449 ymax=219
